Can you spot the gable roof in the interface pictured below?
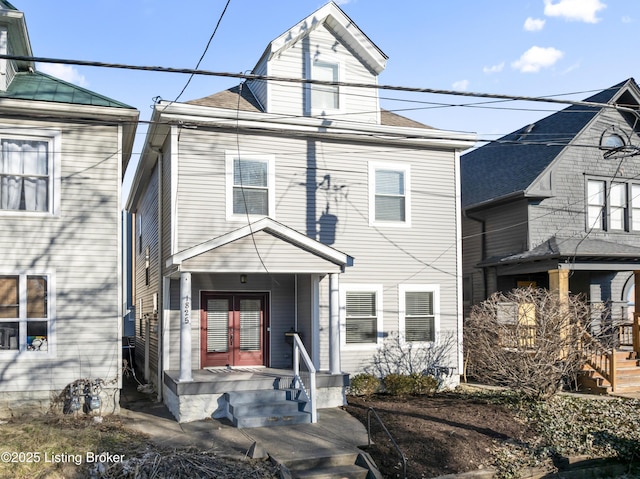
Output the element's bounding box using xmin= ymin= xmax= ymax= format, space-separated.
xmin=0 ymin=1 xmax=17 ymax=10
xmin=461 ymin=79 xmax=640 ymax=210
xmin=167 ymin=217 xmax=352 ymax=270
xmin=256 ymin=1 xmax=387 ymax=75
xmin=1 ymin=71 xmax=134 ymax=108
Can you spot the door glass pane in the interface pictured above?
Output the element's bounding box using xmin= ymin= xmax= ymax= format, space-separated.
xmin=207 ymin=299 xmax=228 ymax=353
xmin=239 ymin=299 xmax=261 ymax=351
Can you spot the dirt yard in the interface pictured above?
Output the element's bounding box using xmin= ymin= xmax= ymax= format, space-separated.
xmin=344 ymin=392 xmax=538 ymax=479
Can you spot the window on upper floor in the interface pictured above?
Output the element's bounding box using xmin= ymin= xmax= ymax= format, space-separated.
xmin=399 ymin=284 xmax=439 ymax=343
xmin=586 ymin=178 xmax=640 ymax=232
xmin=0 ymin=273 xmax=53 ymax=354
xmin=0 ymin=137 xmax=51 ymax=213
xmin=311 ymin=60 xmax=339 ymax=111
xmin=225 ymin=152 xmax=275 ymax=220
xmin=369 ymin=162 xmax=411 ymax=226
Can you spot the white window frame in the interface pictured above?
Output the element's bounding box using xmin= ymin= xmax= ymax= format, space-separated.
xmin=587 ymin=179 xmax=605 ymax=230
xmin=0 ymin=270 xmax=55 ymax=357
xmin=340 ymin=284 xmax=383 ymax=349
xmin=369 ymin=161 xmax=411 ymax=227
xmin=631 ymin=184 xmax=640 ymax=232
xmin=305 ymin=54 xmax=344 ymax=116
xmin=225 ymin=152 xmax=275 ymax=221
xmin=398 ymin=284 xmax=439 ymax=344
xmin=0 ymin=128 xmax=61 ymax=217
xmin=610 ymin=182 xmax=627 ymax=231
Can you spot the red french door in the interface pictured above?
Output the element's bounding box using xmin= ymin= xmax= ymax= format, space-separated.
xmin=200 ymin=293 xmax=267 ymax=368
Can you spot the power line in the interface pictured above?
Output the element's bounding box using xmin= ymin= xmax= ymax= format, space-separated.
xmin=1 ymin=54 xmax=637 ymax=115
xmin=170 ymin=0 xmax=232 ymax=104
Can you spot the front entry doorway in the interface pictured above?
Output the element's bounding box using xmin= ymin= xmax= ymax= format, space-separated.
xmin=200 ymin=292 xmax=268 ymax=368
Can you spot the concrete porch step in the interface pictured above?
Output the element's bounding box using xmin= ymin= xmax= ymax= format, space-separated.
xmin=282 ymin=453 xmax=370 ymax=479
xmin=224 ymin=388 xmax=311 ymax=429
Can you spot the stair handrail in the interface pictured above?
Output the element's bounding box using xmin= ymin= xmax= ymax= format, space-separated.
xmin=581 ymin=331 xmax=617 ymax=392
xmin=291 ymin=333 xmax=317 ymax=423
xmin=367 ymin=406 xmax=407 ymax=479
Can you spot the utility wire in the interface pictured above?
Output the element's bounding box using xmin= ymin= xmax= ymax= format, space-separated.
xmin=171 ymin=0 xmax=231 ymax=104
xmin=2 ymin=54 xmax=638 ymax=116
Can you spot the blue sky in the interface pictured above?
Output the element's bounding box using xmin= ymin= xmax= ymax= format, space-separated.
xmin=18 ymin=0 xmax=640 ymax=199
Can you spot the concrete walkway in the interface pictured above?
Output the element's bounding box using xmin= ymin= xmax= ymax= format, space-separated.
xmin=119 ymin=375 xmax=370 ymax=465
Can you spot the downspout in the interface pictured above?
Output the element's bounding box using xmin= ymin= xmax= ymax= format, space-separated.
xmin=151 ymin=145 xmax=163 ymax=402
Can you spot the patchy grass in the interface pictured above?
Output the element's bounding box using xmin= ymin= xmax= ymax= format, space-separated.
xmin=0 ymin=414 xmax=148 ymax=479
xmin=0 ymin=414 xmax=279 ymax=479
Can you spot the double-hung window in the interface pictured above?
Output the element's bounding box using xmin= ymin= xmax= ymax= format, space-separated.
xmin=369 ymin=162 xmax=411 ymax=226
xmin=0 ymin=137 xmax=52 ymax=213
xmin=610 ymin=182 xmax=627 ymax=231
xmin=0 ymin=273 xmax=53 ymax=353
xmin=226 ymin=153 xmax=275 ymax=219
xmin=632 ymin=184 xmax=640 ymax=231
xmin=342 ymin=285 xmax=382 ymax=346
xmin=587 ymin=179 xmax=605 ymax=230
xmin=311 ymin=61 xmax=339 ymax=111
xmin=399 ymin=284 xmax=439 ymax=343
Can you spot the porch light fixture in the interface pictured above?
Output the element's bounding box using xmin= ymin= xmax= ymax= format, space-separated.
xmin=240 ymin=274 xmax=247 ymax=284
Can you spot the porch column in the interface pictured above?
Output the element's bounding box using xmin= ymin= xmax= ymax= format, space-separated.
xmin=549 ymin=269 xmax=570 ymax=357
xmin=329 ymin=273 xmax=341 ymax=374
xmin=178 ymin=272 xmax=193 ymax=382
xmin=548 ymin=269 xmax=569 ymax=301
xmin=634 ymin=271 xmax=640 ymax=355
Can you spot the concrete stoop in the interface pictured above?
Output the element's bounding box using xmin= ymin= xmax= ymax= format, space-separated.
xmin=224 ymin=388 xmax=311 ymax=428
xmin=279 ymin=452 xmax=382 ymax=479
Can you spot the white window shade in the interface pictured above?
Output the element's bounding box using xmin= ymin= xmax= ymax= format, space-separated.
xmin=375 ymin=169 xmax=406 ymax=221
xmin=346 ymin=291 xmax=377 ymax=344
xmin=404 ymin=291 xmax=434 ymax=342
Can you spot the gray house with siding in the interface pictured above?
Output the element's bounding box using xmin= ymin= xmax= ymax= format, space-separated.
xmin=461 ymin=79 xmax=640 ymax=392
xmin=0 ymin=1 xmax=138 ymax=414
xmin=127 ymin=1 xmax=475 ymax=423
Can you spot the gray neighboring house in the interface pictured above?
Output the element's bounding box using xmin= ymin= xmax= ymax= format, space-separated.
xmin=126 ymin=1 xmax=475 ymax=423
xmin=461 ymin=79 xmax=640 ymax=392
xmin=0 ymin=1 xmax=138 ymax=414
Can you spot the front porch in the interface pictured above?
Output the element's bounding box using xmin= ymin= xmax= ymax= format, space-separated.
xmin=163 ymin=367 xmax=349 ymax=423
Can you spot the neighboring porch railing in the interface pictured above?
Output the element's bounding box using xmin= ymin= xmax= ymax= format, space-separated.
xmin=581 ymin=332 xmax=617 ymax=392
xmin=290 ymin=333 xmax=317 ymax=423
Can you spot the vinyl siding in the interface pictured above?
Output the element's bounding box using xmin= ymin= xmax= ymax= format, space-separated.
xmin=0 ymin=120 xmax=122 ymax=392
xmin=169 ymin=124 xmax=461 ymax=374
xmin=134 ymin=161 xmax=160 ymax=382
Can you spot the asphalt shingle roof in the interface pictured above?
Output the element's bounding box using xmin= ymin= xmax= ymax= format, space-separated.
xmin=461 ymin=80 xmax=633 ymax=210
xmin=1 ymin=71 xmax=134 ymax=109
xmin=187 ymin=86 xmax=432 ymax=129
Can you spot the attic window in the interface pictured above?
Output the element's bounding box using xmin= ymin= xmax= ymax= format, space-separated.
xmin=600 ymin=126 xmax=627 ymax=151
xmin=311 ymin=61 xmax=339 ymax=111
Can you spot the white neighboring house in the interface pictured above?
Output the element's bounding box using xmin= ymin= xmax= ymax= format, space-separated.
xmin=0 ymin=1 xmax=138 ymax=415
xmin=127 ymin=1 xmax=475 ymax=423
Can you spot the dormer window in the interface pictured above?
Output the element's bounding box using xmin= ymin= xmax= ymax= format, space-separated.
xmin=311 ymin=60 xmax=339 ymax=111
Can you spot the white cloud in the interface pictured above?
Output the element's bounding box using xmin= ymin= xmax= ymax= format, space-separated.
xmin=543 ymin=0 xmax=606 ymax=23
xmin=452 ymin=80 xmax=469 ymax=91
xmin=524 ymin=17 xmax=546 ymax=31
xmin=511 ymin=46 xmax=564 ymax=73
xmin=483 ymin=62 xmax=504 ymax=74
xmin=37 ymin=63 xmax=88 ymax=87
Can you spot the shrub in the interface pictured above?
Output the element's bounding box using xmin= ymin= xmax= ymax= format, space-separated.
xmin=349 ymin=373 xmax=380 ymax=397
xmin=383 ymin=373 xmax=438 ymax=397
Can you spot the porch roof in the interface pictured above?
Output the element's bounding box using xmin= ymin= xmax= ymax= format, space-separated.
xmin=167 ymin=218 xmax=352 ymax=273
xmin=481 ymin=236 xmax=640 ymax=274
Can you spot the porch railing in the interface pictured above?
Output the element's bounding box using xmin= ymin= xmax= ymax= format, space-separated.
xmin=581 ymin=332 xmax=617 ymax=392
xmin=290 ymin=333 xmax=317 ymax=423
